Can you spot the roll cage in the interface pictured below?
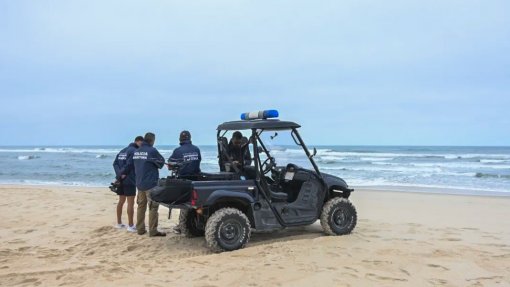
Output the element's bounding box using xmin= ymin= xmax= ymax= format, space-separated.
xmin=216 ymin=119 xmax=324 ymax=199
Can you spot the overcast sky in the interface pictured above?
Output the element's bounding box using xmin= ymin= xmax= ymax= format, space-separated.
xmin=1 ymin=0 xmax=509 ymax=146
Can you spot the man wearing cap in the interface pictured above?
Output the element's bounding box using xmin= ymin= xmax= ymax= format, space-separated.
xmin=167 ymin=131 xmax=201 ymax=234
xmin=168 ymin=130 xmax=202 ymax=177
xmin=120 ymin=132 xmax=166 ymax=237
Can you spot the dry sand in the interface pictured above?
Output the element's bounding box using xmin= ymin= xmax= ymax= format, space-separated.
xmin=0 ymin=185 xmax=509 ymax=286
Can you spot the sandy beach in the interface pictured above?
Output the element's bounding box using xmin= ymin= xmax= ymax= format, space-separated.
xmin=0 ymin=185 xmax=509 ymax=287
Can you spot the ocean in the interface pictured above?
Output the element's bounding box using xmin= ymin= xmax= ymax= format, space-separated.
xmin=1 ymin=145 xmax=509 ymax=196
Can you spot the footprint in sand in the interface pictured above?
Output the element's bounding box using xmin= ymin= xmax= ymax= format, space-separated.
xmin=466 ymin=276 xmax=504 ymax=285
xmin=460 ymin=227 xmax=479 ymax=231
xmin=365 ymin=273 xmax=407 ymax=282
xmin=7 ymin=239 xmax=26 ymax=244
xmin=427 ymin=264 xmax=449 ymax=271
xmin=362 ymin=260 xmax=392 ymax=266
xmin=344 ymin=266 xmax=359 ymax=273
xmin=440 ymin=238 xmax=462 ymax=242
xmin=16 ymin=246 xmax=32 ymax=253
xmin=341 ymin=272 xmax=358 ymax=278
xmin=428 ymin=278 xmax=449 ymax=285
xmin=480 ymin=243 xmax=508 ymax=248
xmin=431 ymin=249 xmax=456 ymax=257
xmin=126 ymin=245 xmax=138 ymax=252
xmin=482 ymin=234 xmax=501 ymax=240
xmin=492 ymin=253 xmax=510 ymax=258
xmin=93 ymin=226 xmax=112 ymax=234
xmin=13 ymin=229 xmax=36 ymax=234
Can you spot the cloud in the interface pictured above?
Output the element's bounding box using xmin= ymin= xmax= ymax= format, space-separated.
xmin=1 ymin=0 xmax=509 ymax=145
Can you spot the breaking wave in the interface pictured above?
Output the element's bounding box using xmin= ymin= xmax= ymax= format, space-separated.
xmin=475 ymin=173 xmax=510 ymax=180
xmin=17 ymin=155 xmax=39 ymax=160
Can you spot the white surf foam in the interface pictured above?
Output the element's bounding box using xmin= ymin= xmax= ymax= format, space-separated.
xmin=17 ymin=155 xmax=39 ymax=160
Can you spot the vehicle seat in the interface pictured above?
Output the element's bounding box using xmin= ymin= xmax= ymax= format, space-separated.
xmin=270 ymin=191 xmax=288 ymax=202
xmin=243 ymin=166 xmax=257 ymax=180
xmin=218 ymin=137 xmax=229 ymax=171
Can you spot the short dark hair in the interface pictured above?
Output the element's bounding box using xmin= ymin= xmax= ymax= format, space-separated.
xmin=179 ymin=130 xmax=191 ymax=142
xmin=232 ymin=131 xmax=243 ymax=140
xmin=134 ymin=136 xmax=144 ymax=142
xmin=144 ymin=132 xmax=156 ymax=144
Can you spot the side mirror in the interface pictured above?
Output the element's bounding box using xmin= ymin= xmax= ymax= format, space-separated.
xmin=310 ymin=147 xmax=317 ymax=158
xmin=270 ymin=132 xmax=278 ymax=140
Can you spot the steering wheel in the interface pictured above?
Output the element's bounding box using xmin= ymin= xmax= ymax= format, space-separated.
xmin=260 ymin=157 xmax=276 ymax=174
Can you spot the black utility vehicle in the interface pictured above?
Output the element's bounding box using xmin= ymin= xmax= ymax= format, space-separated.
xmin=150 ymin=110 xmax=357 ymax=252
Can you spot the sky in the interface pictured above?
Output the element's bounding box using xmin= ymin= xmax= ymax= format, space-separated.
xmin=1 ymin=0 xmax=509 ymax=146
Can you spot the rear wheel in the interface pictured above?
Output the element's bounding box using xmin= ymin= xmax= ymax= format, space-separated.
xmin=205 ymin=208 xmax=251 ymax=252
xmin=179 ymin=209 xmax=205 ymax=237
xmin=320 ymin=197 xmax=357 ymax=235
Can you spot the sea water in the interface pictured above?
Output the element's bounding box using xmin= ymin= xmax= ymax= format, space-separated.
xmin=0 ymin=145 xmax=509 ymax=195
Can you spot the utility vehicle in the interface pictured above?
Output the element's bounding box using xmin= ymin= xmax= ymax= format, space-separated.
xmin=150 ymin=110 xmax=357 ymax=252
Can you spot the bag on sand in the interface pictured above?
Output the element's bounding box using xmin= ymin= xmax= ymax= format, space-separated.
xmin=149 ymin=178 xmax=193 ymax=204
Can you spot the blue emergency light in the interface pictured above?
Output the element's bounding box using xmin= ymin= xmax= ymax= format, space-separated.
xmin=241 ymin=110 xmax=279 ymax=120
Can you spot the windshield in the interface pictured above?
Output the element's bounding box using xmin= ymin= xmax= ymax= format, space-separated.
xmin=257 ymin=130 xmax=314 ymax=170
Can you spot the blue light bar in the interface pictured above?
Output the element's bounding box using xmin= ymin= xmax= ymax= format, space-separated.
xmin=241 ymin=110 xmax=279 ymax=120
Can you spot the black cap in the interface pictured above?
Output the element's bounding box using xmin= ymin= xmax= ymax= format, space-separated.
xmin=179 ymin=130 xmax=191 ymax=142
xmin=134 ymin=136 xmax=144 ymax=142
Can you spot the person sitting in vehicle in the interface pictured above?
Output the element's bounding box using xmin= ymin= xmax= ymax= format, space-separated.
xmin=228 ymin=131 xmax=252 ymax=170
xmin=168 ymin=130 xmax=201 ymax=177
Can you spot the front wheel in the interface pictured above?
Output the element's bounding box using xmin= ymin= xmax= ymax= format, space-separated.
xmin=205 ymin=208 xmax=251 ymax=252
xmin=320 ymin=197 xmax=357 ymax=235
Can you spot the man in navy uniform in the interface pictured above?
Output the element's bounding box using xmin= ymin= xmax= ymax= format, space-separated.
xmin=113 ymin=135 xmax=143 ymax=232
xmin=121 ymin=132 xmax=166 ymax=237
xmin=167 ymin=131 xmax=201 ymax=234
xmin=168 ymin=130 xmax=202 ymax=177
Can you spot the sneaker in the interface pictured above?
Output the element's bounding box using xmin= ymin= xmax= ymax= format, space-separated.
xmin=114 ymin=223 xmax=127 ymax=229
xmin=127 ymin=225 xmax=137 ymax=233
xmin=173 ymin=226 xmax=181 ymax=234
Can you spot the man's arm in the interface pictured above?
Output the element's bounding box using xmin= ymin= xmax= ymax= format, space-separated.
xmin=113 ymin=153 xmax=121 ymax=177
xmin=168 ymin=148 xmax=183 ymax=163
xmin=197 ymin=148 xmax=202 ymax=172
xmin=244 ymin=147 xmax=252 ymax=166
xmin=119 ymin=153 xmax=134 ymax=180
xmin=149 ymin=149 xmax=165 ymax=169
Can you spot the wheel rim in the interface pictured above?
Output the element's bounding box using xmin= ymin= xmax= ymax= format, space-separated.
xmin=332 ymin=208 xmax=350 ymax=230
xmin=219 ymin=219 xmax=243 ymax=245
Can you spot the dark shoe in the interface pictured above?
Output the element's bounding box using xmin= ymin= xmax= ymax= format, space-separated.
xmin=173 ymin=226 xmax=181 ymax=234
xmin=149 ymin=231 xmax=166 ymax=237
xmin=137 ymin=230 xmax=147 ymax=235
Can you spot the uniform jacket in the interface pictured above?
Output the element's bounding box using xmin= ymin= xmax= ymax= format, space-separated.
xmin=121 ymin=141 xmax=165 ymax=191
xmin=113 ymin=142 xmax=138 ymax=186
xmin=168 ymin=140 xmax=201 ymax=176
